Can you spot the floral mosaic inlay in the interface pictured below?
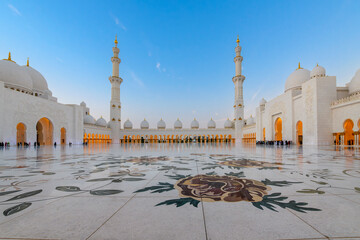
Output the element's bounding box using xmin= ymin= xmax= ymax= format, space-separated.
xmin=174 ymin=174 xmax=271 ymax=202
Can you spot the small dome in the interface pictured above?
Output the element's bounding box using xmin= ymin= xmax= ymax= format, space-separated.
xmin=95 ymin=117 xmax=107 ymax=127
xmin=191 ymin=118 xmax=199 ymax=129
xmin=259 ymin=98 xmax=267 ymax=106
xmin=348 ymin=69 xmax=360 ymax=95
xmin=84 ymin=114 xmax=96 ymax=125
xmin=247 ymin=115 xmax=255 ymax=125
xmin=285 ymin=64 xmax=310 ymax=92
xmin=207 ymin=118 xmax=216 ymax=129
xmin=22 ymin=66 xmax=49 ymax=93
xmin=224 ymin=119 xmax=234 ymax=128
xmin=157 ymin=118 xmax=166 ymax=129
xmin=310 ymin=64 xmax=326 ymax=79
xmin=124 ymin=119 xmax=133 ymax=129
xmin=174 ymin=118 xmax=182 ymax=129
xmin=0 ymin=59 xmax=33 ymax=92
xmin=80 ymin=101 xmax=86 ymax=107
xmin=140 ymin=119 xmax=149 ymax=129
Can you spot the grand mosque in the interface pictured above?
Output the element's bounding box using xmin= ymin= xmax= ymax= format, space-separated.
xmin=0 ymin=37 xmax=359 ymax=146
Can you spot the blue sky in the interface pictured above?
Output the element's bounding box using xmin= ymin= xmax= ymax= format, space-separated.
xmin=1 ymin=0 xmax=360 ymax=128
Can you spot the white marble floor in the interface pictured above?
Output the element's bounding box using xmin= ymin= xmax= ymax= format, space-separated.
xmin=0 ymin=143 xmax=359 ymax=240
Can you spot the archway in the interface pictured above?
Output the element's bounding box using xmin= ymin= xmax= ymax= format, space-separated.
xmin=36 ymin=117 xmax=53 ymax=145
xmin=275 ymin=118 xmax=282 ymax=141
xmin=296 ymin=121 xmax=303 ymax=145
xmin=16 ymin=123 xmax=26 ymax=145
xmin=343 ymin=119 xmax=354 ymax=145
xmin=263 ymin=128 xmax=265 ymax=141
xmin=61 ymin=127 xmax=66 ymax=145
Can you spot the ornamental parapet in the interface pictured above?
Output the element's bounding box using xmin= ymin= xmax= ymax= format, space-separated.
xmin=111 ymin=57 xmax=121 ymax=64
xmin=109 ymin=76 xmax=123 ymax=84
xmin=331 ymin=91 xmax=360 ymax=107
xmin=232 ymin=75 xmax=245 ymax=83
xmin=234 ymin=56 xmax=243 ymax=62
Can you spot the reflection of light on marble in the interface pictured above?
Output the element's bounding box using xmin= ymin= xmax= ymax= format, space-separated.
xmin=0 ymin=143 xmax=360 ymax=239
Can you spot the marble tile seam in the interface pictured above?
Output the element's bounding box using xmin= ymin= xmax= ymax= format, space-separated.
xmin=286 ymin=209 xmax=328 ymax=239
xmin=84 ymin=170 xmax=162 ymax=240
xmin=0 ymin=196 xmax=64 ymax=226
xmin=333 ymin=194 xmax=360 ymax=205
xmin=195 ymin=157 xmax=209 ymax=240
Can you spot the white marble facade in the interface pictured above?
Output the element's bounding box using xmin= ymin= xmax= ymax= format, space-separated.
xmin=1 ymin=38 xmax=359 ymax=146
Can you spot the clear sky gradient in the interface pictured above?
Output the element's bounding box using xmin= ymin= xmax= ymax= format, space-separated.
xmin=1 ymin=0 xmax=360 ymax=128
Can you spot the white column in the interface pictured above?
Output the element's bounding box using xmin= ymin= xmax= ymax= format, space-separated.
xmin=109 ymin=36 xmax=123 ymax=144
xmin=233 ymin=37 xmax=245 ymax=142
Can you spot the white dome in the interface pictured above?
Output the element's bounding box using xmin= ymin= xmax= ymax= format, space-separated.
xmin=140 ymin=119 xmax=149 ymax=129
xmin=84 ymin=114 xmax=96 ymax=125
xmin=310 ymin=64 xmax=326 ymax=79
xmin=22 ymin=66 xmax=49 ymax=93
xmin=191 ymin=118 xmax=199 ymax=129
xmin=95 ymin=117 xmax=107 ymax=127
xmin=80 ymin=101 xmax=86 ymax=107
xmin=224 ymin=119 xmax=234 ymax=128
xmin=348 ymin=69 xmax=360 ymax=95
xmin=285 ymin=65 xmax=310 ymax=92
xmin=0 ymin=59 xmax=33 ymax=92
xmin=107 ymin=121 xmax=111 ymax=128
xmin=157 ymin=119 xmax=166 ymax=129
xmin=259 ymin=98 xmax=267 ymax=106
xmin=174 ymin=118 xmax=182 ymax=129
xmin=124 ymin=119 xmax=133 ymax=129
xmin=207 ymin=118 xmax=216 ymax=129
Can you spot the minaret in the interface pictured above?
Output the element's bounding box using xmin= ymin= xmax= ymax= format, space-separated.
xmin=232 ymin=36 xmax=245 ymax=142
xmin=109 ymin=35 xmax=123 ymax=144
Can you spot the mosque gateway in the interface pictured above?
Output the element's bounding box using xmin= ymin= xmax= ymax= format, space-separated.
xmin=0 ymin=37 xmax=359 ymax=146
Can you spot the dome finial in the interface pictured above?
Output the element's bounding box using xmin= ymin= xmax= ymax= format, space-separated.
xmin=236 ymin=35 xmax=240 ymax=45
xmin=3 ymin=52 xmax=15 ymax=63
xmin=316 ymin=63 xmax=319 ymax=67
xmin=27 ymin=57 xmax=29 ymax=67
xmin=297 ymin=62 xmax=303 ymax=70
xmin=114 ymin=35 xmax=118 ymax=45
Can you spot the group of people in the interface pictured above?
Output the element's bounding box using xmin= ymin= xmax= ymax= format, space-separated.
xmin=0 ymin=142 xmax=10 ymax=148
xmin=256 ymin=140 xmax=293 ymax=146
xmin=2 ymin=142 xmax=74 ymax=148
